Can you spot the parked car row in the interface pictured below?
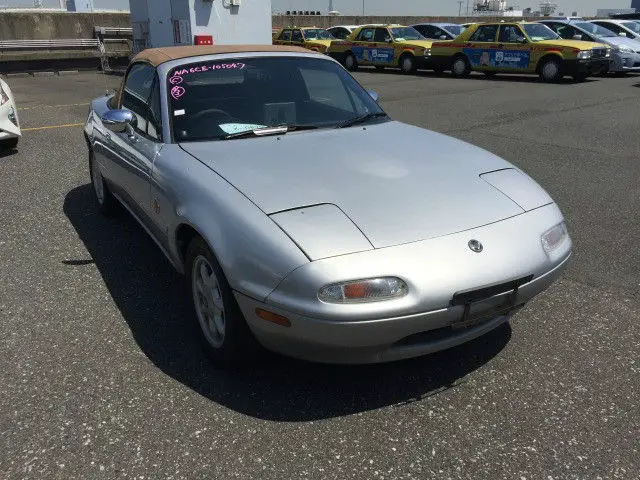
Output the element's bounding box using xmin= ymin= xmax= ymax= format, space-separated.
xmin=273 ymin=17 xmax=640 ymax=82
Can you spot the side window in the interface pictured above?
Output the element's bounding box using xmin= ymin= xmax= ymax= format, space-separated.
xmin=279 ymin=30 xmax=292 ymax=41
xmin=147 ymin=77 xmax=162 ymax=141
xmin=433 ymin=27 xmax=447 ymax=39
xmin=499 ymin=25 xmax=524 ymax=43
xmin=469 ymin=25 xmax=499 ymax=42
xmin=292 ymin=30 xmax=303 ymax=43
xmin=374 ymin=28 xmax=391 ymax=43
xmin=357 ymin=28 xmax=375 ymax=42
xmin=122 ymin=63 xmax=155 ymax=135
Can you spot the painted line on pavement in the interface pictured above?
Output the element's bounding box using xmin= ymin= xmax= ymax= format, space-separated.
xmin=18 ymin=102 xmax=90 ymax=111
xmin=22 ymin=123 xmax=84 ymax=132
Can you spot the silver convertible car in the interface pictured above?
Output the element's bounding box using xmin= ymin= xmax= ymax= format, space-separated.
xmin=84 ymin=45 xmax=571 ymax=364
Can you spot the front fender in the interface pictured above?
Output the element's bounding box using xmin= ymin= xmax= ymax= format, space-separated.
xmin=153 ymin=145 xmax=310 ymax=301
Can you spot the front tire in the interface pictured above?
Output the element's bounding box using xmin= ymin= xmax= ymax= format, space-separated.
xmin=89 ymin=149 xmax=118 ymax=216
xmin=539 ymin=57 xmax=563 ymax=83
xmin=451 ymin=55 xmax=471 ymax=77
xmin=344 ymin=52 xmax=358 ymax=71
xmin=186 ymin=237 xmax=260 ymax=365
xmin=399 ymin=54 xmax=417 ymax=74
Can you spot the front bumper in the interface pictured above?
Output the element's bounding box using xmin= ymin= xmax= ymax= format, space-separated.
xmin=609 ymin=51 xmax=640 ymax=72
xmin=0 ymin=101 xmax=21 ymax=139
xmin=564 ymin=58 xmax=611 ymax=77
xmin=235 ymin=203 xmax=572 ymax=364
xmin=236 ymin=254 xmax=570 ymax=364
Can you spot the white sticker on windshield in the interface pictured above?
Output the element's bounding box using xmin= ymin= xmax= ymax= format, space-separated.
xmin=174 ymin=109 xmax=186 ymax=116
xmin=219 ymin=123 xmax=266 ymax=134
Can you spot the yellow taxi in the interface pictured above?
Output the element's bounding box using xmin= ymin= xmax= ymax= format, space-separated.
xmin=327 ymin=24 xmax=444 ymax=73
xmin=272 ymin=27 xmax=336 ymax=54
xmin=430 ymin=22 xmax=611 ymax=82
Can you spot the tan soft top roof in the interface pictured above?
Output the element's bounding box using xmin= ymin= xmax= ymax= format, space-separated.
xmin=134 ymin=44 xmax=311 ymax=67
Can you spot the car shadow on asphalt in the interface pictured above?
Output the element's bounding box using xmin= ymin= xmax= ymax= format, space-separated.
xmin=64 ymin=184 xmax=512 ymax=422
xmin=361 ymin=68 xmax=600 ymax=84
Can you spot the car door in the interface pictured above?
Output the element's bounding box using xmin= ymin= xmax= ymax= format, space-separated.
xmin=291 ymin=29 xmax=305 ymax=47
xmin=463 ymin=24 xmax=500 ymax=72
xmin=275 ymin=29 xmax=292 ymax=45
xmin=496 ymin=24 xmax=533 ymax=72
xmin=352 ymin=27 xmax=376 ymax=65
xmin=102 ymin=63 xmax=163 ymax=226
xmin=372 ymin=27 xmax=396 ymax=65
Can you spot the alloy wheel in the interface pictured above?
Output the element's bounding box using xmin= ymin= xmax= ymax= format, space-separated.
xmin=192 ymin=255 xmax=226 ymax=348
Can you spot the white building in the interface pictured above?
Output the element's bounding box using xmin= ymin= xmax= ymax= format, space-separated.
xmin=129 ymin=0 xmax=272 ymax=53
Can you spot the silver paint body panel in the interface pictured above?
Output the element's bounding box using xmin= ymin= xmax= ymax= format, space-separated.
xmin=85 ymin=51 xmax=571 ymax=364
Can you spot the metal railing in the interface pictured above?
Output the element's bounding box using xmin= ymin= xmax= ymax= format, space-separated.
xmin=0 ymin=39 xmax=100 ymax=50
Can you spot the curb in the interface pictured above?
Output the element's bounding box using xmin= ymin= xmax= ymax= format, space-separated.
xmin=33 ymin=71 xmax=56 ymax=77
xmin=58 ymin=70 xmax=79 ymax=76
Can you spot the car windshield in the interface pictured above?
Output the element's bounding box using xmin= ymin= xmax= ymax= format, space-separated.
xmin=522 ymin=23 xmax=560 ymax=41
xmin=303 ymin=29 xmax=334 ymax=40
xmin=443 ymin=25 xmax=465 ymax=36
xmin=574 ymin=22 xmax=616 ymax=38
xmin=390 ymin=27 xmax=425 ymax=41
xmin=621 ymin=21 xmax=640 ymax=34
xmin=167 ymin=56 xmax=385 ymax=142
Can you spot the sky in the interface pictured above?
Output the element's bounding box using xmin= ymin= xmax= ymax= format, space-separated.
xmin=0 ymin=0 xmax=634 ymax=16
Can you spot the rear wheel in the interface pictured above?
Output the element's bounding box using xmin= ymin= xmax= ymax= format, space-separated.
xmin=399 ymin=54 xmax=417 ymax=74
xmin=539 ymin=57 xmax=563 ymax=83
xmin=451 ymin=55 xmax=471 ymax=77
xmin=344 ymin=52 xmax=358 ymax=71
xmin=1 ymin=137 xmax=18 ymax=150
xmin=89 ymin=149 xmax=118 ymax=216
xmin=186 ymin=237 xmax=260 ymax=365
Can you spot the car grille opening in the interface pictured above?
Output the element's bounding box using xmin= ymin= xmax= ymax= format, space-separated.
xmin=592 ymin=48 xmax=608 ymax=59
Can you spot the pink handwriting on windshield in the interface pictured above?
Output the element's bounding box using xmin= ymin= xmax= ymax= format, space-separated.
xmin=171 ymin=86 xmax=186 ymax=100
xmin=169 ymin=75 xmax=183 ymax=85
xmin=172 ymin=62 xmax=246 ymax=76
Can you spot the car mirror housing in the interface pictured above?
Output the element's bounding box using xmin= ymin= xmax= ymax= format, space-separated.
xmin=619 ymin=32 xmax=627 ymax=37
xmin=518 ymin=36 xmax=528 ymax=44
xmin=440 ymin=35 xmax=448 ymax=40
xmin=368 ymin=90 xmax=379 ymax=102
xmin=101 ymin=109 xmax=137 ymax=133
xmin=573 ymin=34 xmax=583 ymax=41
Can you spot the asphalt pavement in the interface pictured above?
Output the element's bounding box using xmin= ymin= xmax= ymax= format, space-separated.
xmin=0 ymin=69 xmax=638 ymax=479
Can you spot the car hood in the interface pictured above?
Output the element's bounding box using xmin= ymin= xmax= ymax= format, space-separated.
xmin=181 ymin=122 xmax=535 ymax=249
xmin=535 ymin=39 xmax=604 ymax=50
xmin=400 ymin=40 xmax=435 ymax=49
xmin=592 ymin=35 xmax=638 ymax=48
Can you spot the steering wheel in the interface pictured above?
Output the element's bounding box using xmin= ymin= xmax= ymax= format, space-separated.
xmin=189 ymin=108 xmax=237 ymax=124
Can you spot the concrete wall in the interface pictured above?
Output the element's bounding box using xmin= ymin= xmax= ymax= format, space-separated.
xmin=0 ymin=11 xmax=130 ymax=40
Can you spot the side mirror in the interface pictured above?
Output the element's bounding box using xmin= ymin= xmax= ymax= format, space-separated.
xmin=439 ymin=35 xmax=448 ymax=40
xmin=619 ymin=32 xmax=627 ymax=37
xmin=573 ymin=34 xmax=583 ymax=41
xmin=368 ymin=90 xmax=379 ymax=102
xmin=517 ymin=36 xmax=527 ymax=44
xmin=101 ymin=109 xmax=137 ymax=134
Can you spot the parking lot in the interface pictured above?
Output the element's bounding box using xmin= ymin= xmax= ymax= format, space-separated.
xmin=1 ymin=69 xmax=638 ymax=478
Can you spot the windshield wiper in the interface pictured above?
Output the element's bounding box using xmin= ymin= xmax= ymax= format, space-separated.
xmin=337 ymin=112 xmax=388 ymax=129
xmin=222 ymin=124 xmax=318 ymax=140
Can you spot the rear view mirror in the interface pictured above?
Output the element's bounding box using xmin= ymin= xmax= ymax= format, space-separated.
xmin=368 ymin=90 xmax=379 ymax=102
xmin=101 ymin=109 xmax=137 ymax=134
